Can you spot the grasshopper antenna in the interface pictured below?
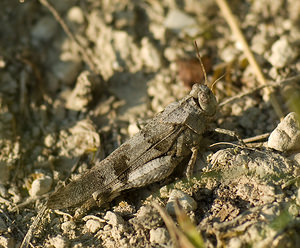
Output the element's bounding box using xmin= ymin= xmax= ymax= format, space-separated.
xmin=194 ymin=41 xmax=208 ymax=86
xmin=211 ymin=73 xmax=225 ymax=90
xmin=194 ymin=41 xmax=226 ymax=91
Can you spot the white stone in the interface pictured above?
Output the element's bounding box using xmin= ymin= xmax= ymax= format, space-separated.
xmin=268 ymin=37 xmax=297 ymax=68
xmin=44 ymin=134 xmax=56 ymax=148
xmin=296 ymin=188 xmax=300 ymax=206
xmin=166 ymin=189 xmax=197 ymax=215
xmin=268 ymin=112 xmax=300 ymax=152
xmin=86 ymin=219 xmax=102 ymax=233
xmin=289 ymin=152 xmax=300 ymax=167
xmin=67 ymin=6 xmax=85 ymax=24
xmin=150 ymin=227 xmax=169 ymax=244
xmin=65 ymin=71 xmax=94 ymax=111
xmin=61 ymin=221 xmax=76 ymax=233
xmin=104 ymin=211 xmax=125 ymax=226
xmin=164 ymin=9 xmax=199 ymax=37
xmin=0 ymin=235 xmax=14 ymax=248
xmin=49 ymin=235 xmax=69 ymax=248
xmin=29 ymin=175 xmax=52 ymax=196
xmin=140 ymin=38 xmax=161 ymax=70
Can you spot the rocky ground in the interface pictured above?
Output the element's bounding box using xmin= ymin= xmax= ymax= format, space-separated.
xmin=0 ymin=0 xmax=300 ymax=247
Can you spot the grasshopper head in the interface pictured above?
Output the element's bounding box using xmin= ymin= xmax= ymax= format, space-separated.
xmin=189 ymin=84 xmax=217 ymax=116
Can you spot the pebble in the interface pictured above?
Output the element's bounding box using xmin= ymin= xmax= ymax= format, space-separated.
xmin=166 ymin=189 xmax=197 ymax=215
xmin=61 ymin=221 xmax=76 ymax=233
xmin=31 ymin=16 xmax=57 ymax=41
xmin=130 ymin=205 xmax=163 ymax=229
xmin=57 ymin=119 xmax=100 ymax=157
xmin=85 ymin=219 xmax=103 ymax=233
xmin=104 ymin=211 xmax=125 ymax=226
xmin=296 ymin=188 xmax=300 ymax=206
xmin=219 ymin=45 xmax=240 ymax=62
xmin=67 ymin=6 xmax=85 ymax=24
xmin=44 ymin=133 xmax=56 ymax=148
xmin=268 ymin=37 xmax=297 ymax=68
xmin=159 ymin=185 xmax=169 ymax=198
xmin=149 ymin=227 xmax=169 ymax=244
xmin=289 ymin=152 xmax=300 ymax=167
xmin=127 ymin=122 xmax=140 ymax=137
xmin=0 ymin=184 xmax=8 ymax=198
xmin=140 ymin=38 xmax=161 ymax=70
xmin=65 ymin=70 xmax=99 ymax=111
xmin=49 ymin=235 xmax=69 ymax=248
xmin=227 ymin=237 xmax=243 ymax=248
xmin=251 ymin=33 xmax=269 ymax=55
xmin=164 ymin=9 xmax=199 ymax=37
xmin=0 ymin=235 xmax=14 ymax=248
xmin=29 ymin=175 xmax=53 ymax=196
xmin=268 ymin=112 xmax=300 ymax=152
xmin=288 ymin=204 xmax=299 ymax=217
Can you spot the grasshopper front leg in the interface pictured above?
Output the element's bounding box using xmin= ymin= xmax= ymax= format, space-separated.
xmin=185 ymin=147 xmax=198 ymax=179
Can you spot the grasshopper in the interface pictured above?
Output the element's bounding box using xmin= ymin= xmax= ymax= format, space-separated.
xmin=47 ymin=83 xmax=218 ymax=210
xmin=21 ymin=82 xmax=218 ymax=248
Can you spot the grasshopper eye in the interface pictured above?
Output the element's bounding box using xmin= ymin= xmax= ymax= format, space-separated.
xmin=198 ymin=86 xmax=217 ymax=116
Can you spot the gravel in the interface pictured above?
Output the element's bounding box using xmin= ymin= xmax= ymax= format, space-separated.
xmin=0 ymin=0 xmax=300 ymax=247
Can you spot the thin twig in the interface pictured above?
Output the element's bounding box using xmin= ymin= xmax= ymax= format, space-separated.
xmin=152 ymin=202 xmax=195 ymax=248
xmin=20 ymin=205 xmax=48 ymax=248
xmin=39 ymin=0 xmax=97 ymax=73
xmin=219 ymin=74 xmax=300 ymax=107
xmin=242 ymin=132 xmax=269 ymax=143
xmin=215 ymin=0 xmax=284 ymax=119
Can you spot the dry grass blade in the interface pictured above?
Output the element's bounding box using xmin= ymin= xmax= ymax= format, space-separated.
xmin=20 ymin=205 xmax=48 ymax=248
xmin=153 ymin=202 xmax=196 ymax=248
xmin=38 ymin=0 xmax=97 ymax=73
xmin=215 ymin=0 xmax=284 ymax=119
xmin=174 ymin=199 xmax=205 ymax=248
xmin=219 ymin=74 xmax=300 ymax=107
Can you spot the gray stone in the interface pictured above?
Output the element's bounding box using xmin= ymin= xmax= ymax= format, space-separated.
xmin=31 ymin=16 xmax=57 ymax=41
xmin=268 ymin=112 xmax=300 ymax=152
